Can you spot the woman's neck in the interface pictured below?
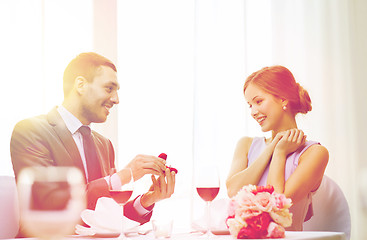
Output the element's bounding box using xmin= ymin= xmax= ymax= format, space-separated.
xmin=270 ymin=118 xmax=298 ymax=141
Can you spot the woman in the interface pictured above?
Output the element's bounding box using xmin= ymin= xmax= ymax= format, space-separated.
xmin=226 ymin=65 xmax=328 ymax=230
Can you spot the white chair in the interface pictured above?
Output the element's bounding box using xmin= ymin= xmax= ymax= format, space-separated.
xmin=0 ymin=176 xmax=20 ymax=239
xmin=303 ymin=175 xmax=351 ymax=240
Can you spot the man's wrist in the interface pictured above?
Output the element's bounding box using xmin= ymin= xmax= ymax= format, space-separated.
xmin=104 ymin=173 xmax=121 ymax=190
xmin=133 ymin=195 xmax=153 ymax=215
xmin=140 ymin=193 xmax=156 ymax=209
xmin=117 ymin=168 xmax=133 ymax=185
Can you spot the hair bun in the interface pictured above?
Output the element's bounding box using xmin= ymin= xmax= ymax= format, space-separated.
xmin=297 ymin=84 xmax=312 ymax=114
xmin=243 ymin=65 xmax=313 ymax=116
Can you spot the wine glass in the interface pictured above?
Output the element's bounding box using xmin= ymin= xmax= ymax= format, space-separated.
xmin=17 ymin=166 xmax=85 ymax=239
xmin=195 ymin=165 xmax=220 ymax=237
xmin=108 ymin=168 xmax=134 ymax=239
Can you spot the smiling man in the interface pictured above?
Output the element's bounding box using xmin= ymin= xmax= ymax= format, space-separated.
xmin=10 ymin=52 xmax=176 ymax=235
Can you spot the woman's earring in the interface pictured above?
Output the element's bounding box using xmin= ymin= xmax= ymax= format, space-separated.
xmin=283 ymin=105 xmax=287 ymax=110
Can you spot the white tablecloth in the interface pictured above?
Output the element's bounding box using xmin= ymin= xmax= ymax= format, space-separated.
xmin=72 ymin=231 xmax=346 ymax=240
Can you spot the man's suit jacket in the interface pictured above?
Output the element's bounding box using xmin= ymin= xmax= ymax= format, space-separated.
xmin=10 ymin=107 xmax=152 ymax=225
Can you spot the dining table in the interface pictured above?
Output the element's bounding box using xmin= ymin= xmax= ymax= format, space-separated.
xmin=65 ymin=230 xmax=346 ymax=240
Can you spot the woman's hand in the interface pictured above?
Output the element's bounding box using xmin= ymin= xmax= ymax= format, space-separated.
xmin=266 ymin=129 xmax=306 ymax=195
xmin=274 ymin=129 xmax=306 ymax=156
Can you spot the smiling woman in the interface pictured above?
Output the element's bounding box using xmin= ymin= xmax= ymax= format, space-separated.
xmin=226 ymin=65 xmax=329 ymax=231
xmin=244 ymin=66 xmax=312 ymax=133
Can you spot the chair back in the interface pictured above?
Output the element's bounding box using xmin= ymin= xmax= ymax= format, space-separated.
xmin=303 ymin=175 xmax=351 ymax=240
xmin=0 ymin=176 xmax=19 ymax=239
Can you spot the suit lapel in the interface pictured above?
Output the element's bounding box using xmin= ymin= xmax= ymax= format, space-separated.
xmin=47 ymin=107 xmax=86 ymax=179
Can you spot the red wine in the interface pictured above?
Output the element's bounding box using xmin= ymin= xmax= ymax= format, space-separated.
xmin=196 ymin=187 xmax=219 ymax=202
xmin=109 ymin=190 xmax=133 ymax=204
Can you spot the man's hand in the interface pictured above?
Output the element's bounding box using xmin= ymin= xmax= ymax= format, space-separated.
xmin=119 ymin=154 xmax=167 ymax=182
xmin=140 ymin=168 xmax=176 ymax=208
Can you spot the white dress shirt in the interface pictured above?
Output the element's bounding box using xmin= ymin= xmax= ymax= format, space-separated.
xmin=57 ymin=105 xmax=151 ymax=216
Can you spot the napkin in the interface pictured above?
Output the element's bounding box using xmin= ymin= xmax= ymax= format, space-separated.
xmin=75 ymin=197 xmax=140 ymax=236
xmin=191 ymin=198 xmax=230 ymax=234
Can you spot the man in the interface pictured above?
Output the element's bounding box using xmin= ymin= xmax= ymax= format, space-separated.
xmin=10 ymin=52 xmax=175 ymax=227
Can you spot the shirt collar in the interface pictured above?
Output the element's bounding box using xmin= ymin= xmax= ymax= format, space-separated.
xmin=57 ymin=105 xmax=85 ymax=135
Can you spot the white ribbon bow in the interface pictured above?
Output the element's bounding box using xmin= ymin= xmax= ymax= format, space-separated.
xmin=75 ymin=197 xmax=140 ymax=236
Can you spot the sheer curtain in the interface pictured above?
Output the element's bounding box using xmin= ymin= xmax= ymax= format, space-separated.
xmin=116 ymin=0 xmax=195 ymax=227
xmin=0 ymin=0 xmax=93 ymax=176
xmin=116 ymin=0 xmax=365 ymax=232
xmin=193 ymin=0 xmax=366 ymax=238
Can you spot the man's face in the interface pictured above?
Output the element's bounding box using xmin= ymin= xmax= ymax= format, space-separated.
xmin=80 ymin=66 xmax=120 ymax=124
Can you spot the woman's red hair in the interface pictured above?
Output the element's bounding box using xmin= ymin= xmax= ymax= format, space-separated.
xmin=244 ymin=65 xmax=312 ymax=115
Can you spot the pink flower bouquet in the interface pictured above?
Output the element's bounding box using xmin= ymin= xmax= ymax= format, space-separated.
xmin=226 ymin=185 xmax=292 ymax=239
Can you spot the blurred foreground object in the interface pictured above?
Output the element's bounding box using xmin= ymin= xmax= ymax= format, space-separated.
xmin=17 ymin=167 xmax=86 ymax=239
xmin=0 ymin=176 xmax=19 ymax=239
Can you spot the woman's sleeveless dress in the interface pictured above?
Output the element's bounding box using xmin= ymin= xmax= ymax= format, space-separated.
xmin=247 ymin=137 xmax=319 ymax=230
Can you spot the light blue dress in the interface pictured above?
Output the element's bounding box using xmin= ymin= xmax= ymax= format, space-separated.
xmin=247 ymin=137 xmax=319 ymax=230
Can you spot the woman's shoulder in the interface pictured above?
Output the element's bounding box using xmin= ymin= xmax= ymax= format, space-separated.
xmin=236 ymin=136 xmax=265 ymax=149
xmin=305 ymin=142 xmax=329 ymax=155
xmin=233 ymin=136 xmax=253 ymax=154
xmin=235 ymin=136 xmax=266 ymax=155
xmin=300 ymin=142 xmax=329 ymax=164
xmin=237 ymin=136 xmax=253 ymax=145
xmin=237 ymin=136 xmax=265 ymax=144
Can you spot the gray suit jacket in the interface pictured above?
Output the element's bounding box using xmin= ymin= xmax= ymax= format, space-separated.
xmin=10 ymin=107 xmax=152 ymax=226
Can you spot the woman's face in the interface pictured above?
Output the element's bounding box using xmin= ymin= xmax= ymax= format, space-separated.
xmin=79 ymin=66 xmax=120 ymax=125
xmin=244 ymin=83 xmax=285 ymax=132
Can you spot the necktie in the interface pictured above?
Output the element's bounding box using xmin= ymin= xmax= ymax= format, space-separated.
xmin=79 ymin=126 xmax=102 ymax=182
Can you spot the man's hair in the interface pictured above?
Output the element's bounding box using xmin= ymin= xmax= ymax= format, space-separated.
xmin=63 ymin=52 xmax=117 ymax=97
